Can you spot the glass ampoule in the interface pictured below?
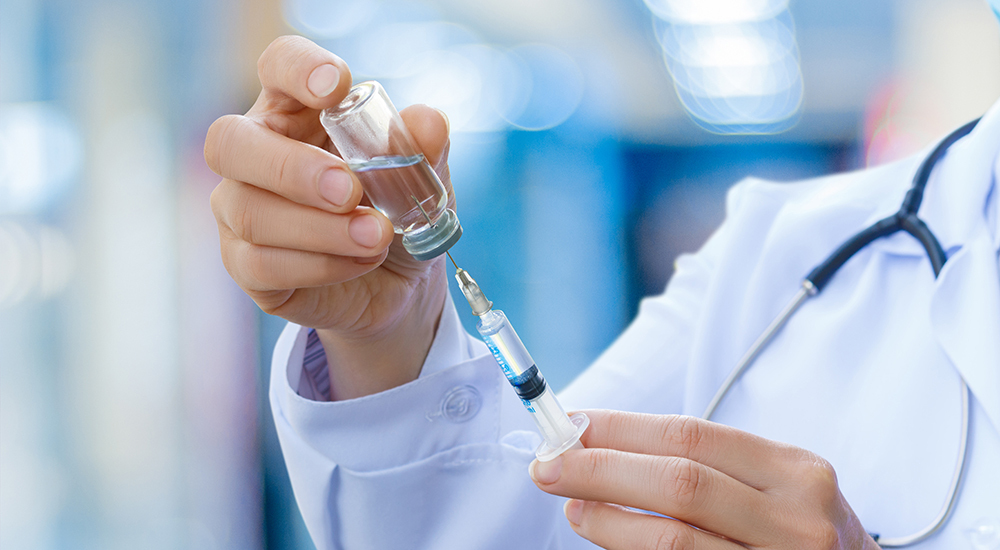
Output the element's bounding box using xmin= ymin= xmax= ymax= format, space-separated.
xmin=320 ymin=81 xmax=462 ymax=261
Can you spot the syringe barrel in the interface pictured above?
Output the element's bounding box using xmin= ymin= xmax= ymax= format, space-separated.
xmin=476 ymin=309 xmax=583 ymax=456
xmin=476 ymin=309 xmax=539 ymax=389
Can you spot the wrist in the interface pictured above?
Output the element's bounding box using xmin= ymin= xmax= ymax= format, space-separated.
xmin=317 ymin=265 xmax=448 ymax=400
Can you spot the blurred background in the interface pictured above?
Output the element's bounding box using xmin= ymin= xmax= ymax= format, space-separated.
xmin=1 ymin=0 xmax=998 ymax=547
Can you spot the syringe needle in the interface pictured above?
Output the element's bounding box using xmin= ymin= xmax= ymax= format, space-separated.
xmin=445 ymin=251 xmax=459 ymax=271
xmin=411 ymin=195 xmax=436 ymax=227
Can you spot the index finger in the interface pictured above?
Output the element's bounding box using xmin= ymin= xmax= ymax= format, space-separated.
xmin=578 ymin=410 xmax=799 ymax=489
xmin=255 ymin=35 xmax=354 ymax=113
xmin=205 ymin=114 xmax=364 ymax=213
xmin=532 ymin=449 xmax=771 ymax=546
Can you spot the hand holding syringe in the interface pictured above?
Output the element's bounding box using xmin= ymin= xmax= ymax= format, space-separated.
xmin=447 ymin=253 xmax=589 ymax=462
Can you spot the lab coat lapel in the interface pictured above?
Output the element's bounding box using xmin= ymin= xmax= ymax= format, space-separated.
xmin=922 ymin=100 xmax=1000 ymax=433
xmin=929 ymin=225 xmax=1000 ymax=434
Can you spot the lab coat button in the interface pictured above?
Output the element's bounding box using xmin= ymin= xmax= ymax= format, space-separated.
xmin=966 ymin=517 xmax=1000 ymax=549
xmin=440 ymin=385 xmax=481 ymax=423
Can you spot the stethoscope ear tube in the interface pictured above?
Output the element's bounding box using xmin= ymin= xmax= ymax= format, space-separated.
xmin=900 ymin=117 xmax=981 ymax=215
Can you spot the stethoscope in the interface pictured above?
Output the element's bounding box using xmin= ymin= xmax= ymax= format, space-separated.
xmin=700 ymin=118 xmax=980 ymax=548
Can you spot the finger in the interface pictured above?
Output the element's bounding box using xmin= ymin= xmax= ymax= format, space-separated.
xmin=399 ymin=105 xmax=450 ymax=171
xmin=220 ymin=232 xmax=387 ymax=292
xmin=563 ymin=500 xmax=744 ymax=550
xmin=256 ymin=35 xmax=353 ymax=111
xmin=212 ymin=180 xmax=392 ymax=256
xmin=399 ymin=105 xmax=454 ymax=209
xmin=205 ymin=116 xmax=364 ymax=213
xmin=531 ymin=450 xmax=770 ymax=545
xmin=578 ymin=410 xmax=796 ymax=488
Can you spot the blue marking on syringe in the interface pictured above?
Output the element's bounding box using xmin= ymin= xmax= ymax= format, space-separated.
xmin=484 ymin=339 xmax=540 ymax=412
xmin=485 ymin=339 xmax=517 ymax=381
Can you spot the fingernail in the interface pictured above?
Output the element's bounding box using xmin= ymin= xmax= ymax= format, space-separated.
xmin=348 ymin=215 xmax=383 ymax=248
xmin=318 ymin=169 xmax=353 ymax=207
xmin=434 ymin=108 xmax=450 ymax=134
xmin=529 ymin=456 xmax=562 ymax=484
xmin=564 ymin=499 xmax=584 ymax=525
xmin=307 ymin=64 xmax=340 ymax=98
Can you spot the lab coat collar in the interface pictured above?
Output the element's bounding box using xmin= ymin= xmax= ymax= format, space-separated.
xmin=930 ymin=222 xmax=1000 ymax=434
xmin=921 ymin=99 xmax=1000 ymax=434
xmin=886 ymin=98 xmax=1000 ymax=434
xmin=917 ymin=97 xmax=1000 ymax=255
xmin=853 ymin=98 xmax=1000 ymax=258
xmin=824 ymin=98 xmax=1000 ymax=434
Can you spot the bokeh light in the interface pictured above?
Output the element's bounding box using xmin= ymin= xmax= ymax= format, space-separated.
xmin=283 ymin=0 xmax=382 ymax=39
xmin=0 ymin=103 xmax=82 ymax=214
xmin=344 ymin=21 xmax=480 ymax=79
xmin=450 ymin=44 xmax=531 ymax=133
xmin=649 ymin=6 xmax=803 ymax=134
xmin=501 ymin=44 xmax=584 ymax=131
xmin=388 ymin=48 xmax=484 ymax=130
xmin=644 ymin=0 xmax=788 ymax=25
xmin=304 ymin=2 xmax=586 ymax=134
xmin=0 ymin=221 xmax=75 ymax=308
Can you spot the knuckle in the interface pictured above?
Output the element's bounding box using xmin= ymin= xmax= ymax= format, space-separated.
xmin=259 ymin=35 xmax=307 ymax=76
xmin=227 ymin=187 xmax=264 ymax=244
xmin=583 ymin=449 xmax=618 ymax=488
xmin=649 ymin=523 xmax=691 ymax=550
xmin=210 ymin=179 xmax=242 ymax=229
xmin=238 ymin=196 xmax=263 ymax=245
xmin=209 ymin=183 xmax=226 ymax=219
xmin=204 ymin=114 xmax=242 ymax=174
xmin=242 ymin=244 xmax=271 ymax=289
xmin=663 ymin=415 xmax=707 ymax=457
xmin=799 ymin=519 xmax=840 ymax=550
xmin=784 ymin=456 xmax=844 ymax=550
xmin=270 ymin=146 xmax=295 ymax=195
xmin=661 ymin=457 xmax=703 ymax=511
xmin=800 ymin=455 xmax=840 ymax=503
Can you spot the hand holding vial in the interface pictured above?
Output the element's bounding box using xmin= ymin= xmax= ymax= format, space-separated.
xmin=204 ymin=36 xmax=454 ymax=399
xmin=321 ymin=81 xmax=463 ymax=260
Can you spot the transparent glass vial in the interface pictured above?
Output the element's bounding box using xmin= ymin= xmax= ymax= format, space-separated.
xmin=320 ymin=81 xmax=462 ymax=261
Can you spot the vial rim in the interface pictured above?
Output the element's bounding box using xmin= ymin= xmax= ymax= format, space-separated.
xmin=322 ymin=81 xmax=379 ymax=121
xmin=402 ymin=209 xmax=463 ymax=261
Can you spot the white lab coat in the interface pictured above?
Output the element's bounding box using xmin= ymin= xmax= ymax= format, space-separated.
xmin=270 ymin=99 xmax=1000 ymax=550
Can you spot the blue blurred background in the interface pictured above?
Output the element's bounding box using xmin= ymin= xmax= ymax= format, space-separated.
xmin=1 ymin=0 xmax=998 ymax=548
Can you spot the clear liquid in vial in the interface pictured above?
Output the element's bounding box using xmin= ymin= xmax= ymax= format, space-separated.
xmin=349 ymin=154 xmax=448 ymax=234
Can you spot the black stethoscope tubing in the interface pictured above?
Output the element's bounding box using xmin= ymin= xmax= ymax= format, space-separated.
xmin=808 ymin=117 xmax=979 ymax=289
xmin=701 ymin=118 xmax=980 ymax=548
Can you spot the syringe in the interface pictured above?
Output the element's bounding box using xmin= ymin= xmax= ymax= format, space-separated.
xmin=448 ymin=255 xmax=588 ymax=462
